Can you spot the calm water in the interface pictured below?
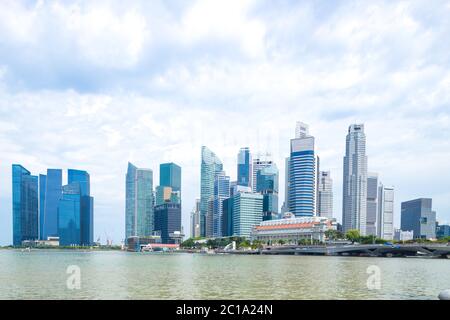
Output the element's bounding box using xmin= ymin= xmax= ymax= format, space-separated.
xmin=0 ymin=250 xmax=449 ymax=300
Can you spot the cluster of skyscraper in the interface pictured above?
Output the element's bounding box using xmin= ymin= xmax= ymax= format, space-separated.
xmin=191 ymin=122 xmax=335 ymax=239
xmin=125 ymin=162 xmax=182 ymax=244
xmin=12 ymin=165 xmax=93 ymax=246
xmin=341 ymin=124 xmax=396 ymax=239
xmin=191 ymin=122 xmax=422 ymax=241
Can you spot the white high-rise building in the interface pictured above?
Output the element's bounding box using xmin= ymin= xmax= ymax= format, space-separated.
xmin=342 ymin=124 xmax=368 ymax=235
xmin=378 ymin=185 xmax=394 ymax=240
xmin=317 ymin=171 xmax=333 ymax=219
xmin=366 ymin=173 xmax=379 ymax=236
xmin=190 ymin=199 xmax=201 ymax=238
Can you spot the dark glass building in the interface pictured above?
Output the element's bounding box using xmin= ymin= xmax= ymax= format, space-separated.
xmin=39 ymin=169 xmax=62 ymax=240
xmin=256 ymin=165 xmax=279 ymax=221
xmin=401 ymin=198 xmax=436 ymax=240
xmin=154 ymin=203 xmax=181 ymax=244
xmin=12 ymin=165 xmax=39 ymax=246
xmin=222 ymin=197 xmax=234 ymax=237
xmin=237 ymin=147 xmax=252 ymax=187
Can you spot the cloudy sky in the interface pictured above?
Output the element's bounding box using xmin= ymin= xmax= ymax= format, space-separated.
xmin=1 ymin=0 xmax=449 ymax=245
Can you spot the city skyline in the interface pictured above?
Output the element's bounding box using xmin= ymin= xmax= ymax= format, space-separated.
xmin=1 ymin=0 xmax=450 ymax=245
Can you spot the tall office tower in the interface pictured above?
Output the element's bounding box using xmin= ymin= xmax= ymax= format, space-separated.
xmin=222 ymin=197 xmax=234 ymax=237
xmin=366 ymin=173 xmax=379 ymax=236
xmin=125 ymin=163 xmax=154 ymax=240
xmin=401 ymin=198 xmax=436 ymax=240
xmin=12 ymin=165 xmax=39 ymax=246
xmin=377 ymin=185 xmax=394 ymax=240
xmin=39 ymin=169 xmax=62 ymax=240
xmin=200 ymin=146 xmax=223 ymax=237
xmin=237 ymin=147 xmax=252 ymax=188
xmin=213 ymin=172 xmax=230 ymax=237
xmin=160 ymin=162 xmax=181 ymax=196
xmin=59 ymin=169 xmax=94 ymax=246
xmin=154 ymin=203 xmax=182 ymax=244
xmin=282 ymin=157 xmax=290 ymax=213
xmin=232 ymin=191 xmax=263 ymax=238
xmin=256 ymin=165 xmax=279 ymax=221
xmin=317 ymin=171 xmax=333 ymax=219
xmin=251 ymin=154 xmax=273 ymax=193
xmin=190 ymin=199 xmax=201 ymax=238
xmin=289 ymin=123 xmax=316 ymax=217
xmin=342 ymin=124 xmax=368 ymax=235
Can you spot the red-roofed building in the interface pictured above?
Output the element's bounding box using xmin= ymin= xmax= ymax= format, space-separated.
xmin=251 ymin=216 xmax=337 ymax=244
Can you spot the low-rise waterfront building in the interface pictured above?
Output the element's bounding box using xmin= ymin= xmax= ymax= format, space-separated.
xmin=401 ymin=198 xmax=436 ymax=240
xmin=251 ymin=215 xmax=337 ymax=244
xmin=394 ymin=229 xmax=414 ymax=242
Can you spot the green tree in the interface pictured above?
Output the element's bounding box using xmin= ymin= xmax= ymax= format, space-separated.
xmin=345 ymin=229 xmax=361 ymax=243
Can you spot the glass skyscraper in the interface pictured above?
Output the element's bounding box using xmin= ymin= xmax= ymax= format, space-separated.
xmin=252 ymin=156 xmax=273 ymax=193
xmin=12 ymin=165 xmax=39 ymax=246
xmin=160 ymin=163 xmax=181 ymax=192
xmin=58 ymin=169 xmax=94 ymax=246
xmin=125 ymin=162 xmax=154 ymax=240
xmin=213 ymin=171 xmax=230 ymax=237
xmin=154 ymin=203 xmax=182 ymax=244
xmin=256 ymin=165 xmax=279 ymax=221
xmin=39 ymin=169 xmax=62 ymax=240
xmin=289 ymin=123 xmax=316 ymax=217
xmin=237 ymin=147 xmax=252 ymax=188
xmin=58 ymin=183 xmax=82 ymax=246
xmin=232 ymin=191 xmax=263 ymax=239
xmin=200 ymin=146 xmax=223 ymax=237
xmin=342 ymin=124 xmax=368 ymax=235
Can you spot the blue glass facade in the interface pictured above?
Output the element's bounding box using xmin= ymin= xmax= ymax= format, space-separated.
xmin=58 ymin=183 xmax=81 ymax=246
xmin=237 ymin=147 xmax=252 ymax=187
xmin=12 ymin=165 xmax=39 ymax=246
xmin=68 ymin=169 xmax=90 ymax=196
xmin=222 ymin=197 xmax=234 ymax=237
xmin=58 ymin=169 xmax=94 ymax=246
xmin=40 ymin=169 xmax=62 ymax=240
xmin=256 ymin=165 xmax=279 ymax=221
xmin=289 ymin=148 xmax=315 ymax=217
xmin=160 ymin=163 xmax=181 ymax=192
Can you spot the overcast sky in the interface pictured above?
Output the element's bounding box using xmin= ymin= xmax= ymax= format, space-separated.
xmin=1 ymin=0 xmax=450 ymax=245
